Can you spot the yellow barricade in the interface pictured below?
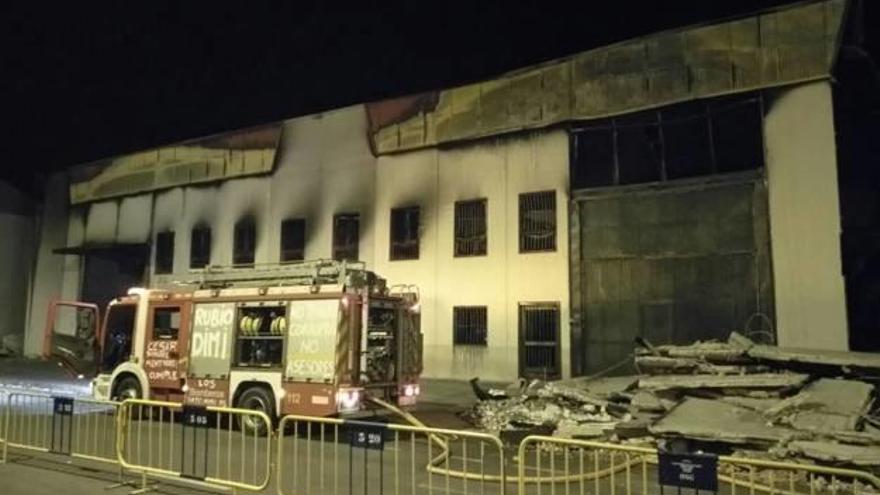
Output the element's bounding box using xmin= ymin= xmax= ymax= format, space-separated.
xmin=277 ymin=414 xmax=508 ymax=495
xmin=517 ymin=435 xmax=880 ymax=495
xmin=1 ymin=391 xmax=119 ymax=465
xmin=117 ymin=398 xmax=272 ymax=493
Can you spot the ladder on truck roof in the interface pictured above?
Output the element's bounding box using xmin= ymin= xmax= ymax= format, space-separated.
xmin=164 ymin=259 xmax=381 ymax=290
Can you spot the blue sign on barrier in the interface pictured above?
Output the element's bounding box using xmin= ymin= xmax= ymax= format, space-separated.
xmin=348 ymin=422 xmax=386 ymax=451
xmin=53 ymin=397 xmax=74 ymax=416
xmin=658 ymin=451 xmax=719 ymax=492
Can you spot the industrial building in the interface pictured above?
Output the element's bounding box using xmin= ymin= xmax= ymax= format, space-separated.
xmin=5 ymin=0 xmax=877 ymax=381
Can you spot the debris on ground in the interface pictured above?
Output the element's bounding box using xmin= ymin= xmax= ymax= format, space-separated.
xmin=461 ymin=331 xmax=880 ymax=474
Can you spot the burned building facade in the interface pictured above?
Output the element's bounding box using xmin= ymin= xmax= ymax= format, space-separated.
xmin=13 ymin=0 xmax=878 ymax=380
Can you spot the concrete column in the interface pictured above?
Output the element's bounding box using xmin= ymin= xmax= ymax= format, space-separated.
xmin=24 ymin=173 xmax=69 ymax=356
xmin=764 ymin=80 xmax=848 ymax=350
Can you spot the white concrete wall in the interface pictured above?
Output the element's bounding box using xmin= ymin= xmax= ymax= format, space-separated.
xmin=0 ymin=182 xmax=35 ymax=354
xmin=374 ymin=131 xmax=571 ymax=381
xmin=25 ymin=173 xmax=68 ymax=356
xmin=764 ymin=80 xmax=848 ymax=350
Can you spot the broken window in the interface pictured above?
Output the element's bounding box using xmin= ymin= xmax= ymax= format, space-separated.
xmin=569 ymin=93 xmax=765 ymax=189
xmin=280 ymin=218 xmax=306 ymax=262
xmin=454 ymin=199 xmax=487 ymax=257
xmin=233 ymin=217 xmax=256 ymax=267
xmin=519 ymin=191 xmax=556 ymax=253
xmin=390 ymin=206 xmax=420 ymax=260
xmin=190 ymin=225 xmax=212 ymax=269
xmin=453 ymin=306 xmax=487 ymax=346
xmin=616 ymin=112 xmax=663 ymax=185
xmin=519 ymin=303 xmax=560 ymax=379
xmin=154 ymin=231 xmax=174 ymax=274
xmin=570 ymin=124 xmax=615 ymax=188
xmin=662 ymin=102 xmax=713 ymax=179
xmin=332 ymin=213 xmax=359 ymax=262
xmin=711 ymin=98 xmax=764 ymax=173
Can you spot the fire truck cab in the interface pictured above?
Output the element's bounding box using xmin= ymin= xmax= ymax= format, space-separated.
xmin=44 ymin=260 xmax=422 ymax=431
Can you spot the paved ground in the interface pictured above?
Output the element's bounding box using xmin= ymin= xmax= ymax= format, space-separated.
xmin=0 ymin=357 xmax=507 ymax=494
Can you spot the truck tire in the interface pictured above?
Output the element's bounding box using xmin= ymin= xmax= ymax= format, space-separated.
xmin=235 ymin=386 xmax=275 ymax=436
xmin=113 ymin=375 xmax=142 ymax=401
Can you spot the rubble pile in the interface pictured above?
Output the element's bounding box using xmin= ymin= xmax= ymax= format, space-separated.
xmin=462 ymin=332 xmax=880 ymax=472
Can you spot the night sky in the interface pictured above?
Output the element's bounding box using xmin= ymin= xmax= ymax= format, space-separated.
xmin=1 ymin=1 xmax=874 ymax=195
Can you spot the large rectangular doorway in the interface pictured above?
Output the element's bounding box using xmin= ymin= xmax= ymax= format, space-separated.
xmin=570 ymin=174 xmax=774 ymax=375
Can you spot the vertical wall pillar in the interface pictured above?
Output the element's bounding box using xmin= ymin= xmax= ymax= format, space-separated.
xmin=764 ymin=80 xmax=848 ymax=350
xmin=24 ymin=173 xmax=70 ymax=356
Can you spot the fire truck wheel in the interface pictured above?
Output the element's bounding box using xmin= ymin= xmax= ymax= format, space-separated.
xmin=113 ymin=375 xmax=142 ymax=401
xmin=236 ymin=387 xmax=275 ymax=436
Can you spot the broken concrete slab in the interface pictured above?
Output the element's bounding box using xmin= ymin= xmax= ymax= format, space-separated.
xmin=553 ymin=375 xmax=639 ymax=398
xmin=649 ymin=397 xmax=807 ymax=445
xmin=748 ymin=345 xmax=880 ymax=374
xmin=638 ymin=373 xmax=809 ymax=391
xmin=766 ymin=378 xmax=874 ymax=432
xmin=553 ymin=418 xmax=615 ymax=439
xmin=648 ymin=341 xmax=751 ymax=363
xmin=719 ymin=396 xmax=782 ymax=413
xmin=788 ymin=441 xmax=880 ymax=466
xmin=631 ymin=390 xmax=678 ymax=412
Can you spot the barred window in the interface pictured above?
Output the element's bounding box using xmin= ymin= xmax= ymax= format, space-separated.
xmin=280 ymin=218 xmax=306 ymax=262
xmin=390 ymin=206 xmax=420 ymax=260
xmin=190 ymin=225 xmax=212 ymax=269
xmin=519 ymin=303 xmax=560 ymax=379
xmin=233 ymin=217 xmax=256 ymax=267
xmin=332 ymin=213 xmax=359 ymax=262
xmin=154 ymin=231 xmax=174 ymax=274
xmin=519 ymin=191 xmax=556 ymax=252
xmin=454 ymin=199 xmax=487 ymax=257
xmin=453 ymin=306 xmax=487 ymax=346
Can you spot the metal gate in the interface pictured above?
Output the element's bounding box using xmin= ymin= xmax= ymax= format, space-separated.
xmin=569 ymin=172 xmax=774 ymax=375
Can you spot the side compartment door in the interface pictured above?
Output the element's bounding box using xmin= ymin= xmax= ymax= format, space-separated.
xmin=185 ymin=302 xmax=235 ymax=407
xmin=144 ymin=302 xmax=190 ymax=390
xmin=43 ymin=301 xmax=100 ymax=376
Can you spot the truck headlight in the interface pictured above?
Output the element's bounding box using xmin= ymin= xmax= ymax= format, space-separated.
xmin=336 ymin=388 xmax=361 ymax=413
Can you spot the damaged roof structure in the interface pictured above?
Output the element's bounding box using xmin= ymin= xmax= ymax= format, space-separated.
xmin=465 ymin=332 xmax=880 ymax=474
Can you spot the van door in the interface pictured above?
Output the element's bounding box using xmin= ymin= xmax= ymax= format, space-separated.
xmin=144 ymin=302 xmax=190 ymax=390
xmin=43 ymin=301 xmax=100 ymax=376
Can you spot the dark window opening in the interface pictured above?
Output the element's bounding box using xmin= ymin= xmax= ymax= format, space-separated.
xmin=333 ymin=214 xmax=360 ymax=262
xmin=616 ymin=112 xmax=663 ymax=185
xmin=453 ymin=306 xmax=487 ymax=346
xmin=190 ymin=225 xmax=212 ymax=269
xmin=155 ymin=231 xmax=174 ymax=274
xmin=519 ymin=191 xmax=556 ymax=252
xmin=390 ymin=206 xmax=420 ymax=260
xmin=280 ymin=218 xmax=306 ymax=262
xmin=233 ymin=217 xmax=256 ymax=267
xmin=519 ymin=303 xmax=560 ymax=380
xmin=711 ymin=99 xmax=765 ymax=173
xmin=101 ymin=304 xmax=136 ymax=372
xmin=570 ymin=94 xmax=764 ymax=189
xmin=662 ymin=103 xmax=713 ymax=179
xmin=571 ymin=125 xmax=615 ymax=188
xmin=235 ymin=305 xmax=285 ymax=368
xmin=152 ymin=307 xmax=180 ymax=341
xmin=454 ymin=199 xmax=487 ymax=257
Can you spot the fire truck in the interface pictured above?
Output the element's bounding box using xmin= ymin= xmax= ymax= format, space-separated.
xmin=43 ymin=260 xmax=422 ymax=433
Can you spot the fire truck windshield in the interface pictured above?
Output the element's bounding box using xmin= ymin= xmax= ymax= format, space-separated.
xmin=101 ymin=304 xmax=136 ymax=372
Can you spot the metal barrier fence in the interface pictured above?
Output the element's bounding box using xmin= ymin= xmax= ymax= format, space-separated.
xmin=277 ymin=414 xmax=507 ymax=495
xmin=0 ymin=388 xmax=9 ymax=451
xmin=117 ymin=398 xmax=272 ymax=493
xmin=517 ymin=436 xmax=880 ymax=495
xmin=0 ymin=391 xmax=119 ymax=465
